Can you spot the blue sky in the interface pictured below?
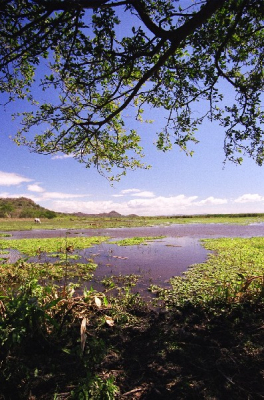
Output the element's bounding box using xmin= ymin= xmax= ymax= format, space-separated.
xmin=1 ymin=7 xmax=264 ymax=217
xmin=1 ymin=94 xmax=264 ymax=216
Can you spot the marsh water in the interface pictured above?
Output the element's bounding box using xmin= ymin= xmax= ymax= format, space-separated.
xmin=2 ymin=223 xmax=264 ymax=295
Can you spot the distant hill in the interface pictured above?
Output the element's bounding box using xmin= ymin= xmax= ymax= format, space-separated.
xmin=73 ymin=210 xmax=121 ymax=218
xmin=0 ymin=198 xmax=138 ymax=219
xmin=73 ymin=210 xmax=138 ymax=218
xmin=0 ymin=197 xmax=57 ymax=219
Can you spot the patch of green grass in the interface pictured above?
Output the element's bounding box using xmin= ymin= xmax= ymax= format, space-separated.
xmin=151 ymin=236 xmax=264 ymax=306
xmin=0 ymin=259 xmax=98 ymax=290
xmin=0 ymin=214 xmax=264 ymax=231
xmin=101 ymin=274 xmax=140 ymax=289
xmin=0 ymin=236 xmax=109 ymax=289
xmin=111 ymin=236 xmax=165 ymax=246
xmin=0 ymin=236 xmax=109 ymax=257
xmin=0 ymin=280 xmax=121 ymax=399
xmin=0 ymin=235 xmax=263 ymax=399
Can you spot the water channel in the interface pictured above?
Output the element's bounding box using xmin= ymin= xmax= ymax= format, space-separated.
xmin=2 ymin=223 xmax=264 ymax=295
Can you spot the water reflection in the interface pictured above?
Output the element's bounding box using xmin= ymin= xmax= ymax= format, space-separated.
xmin=2 ymin=222 xmax=264 ymax=297
xmin=4 ymin=236 xmax=209 ymax=295
xmin=83 ymin=237 xmax=208 ymax=284
xmin=80 ymin=237 xmax=210 ymax=295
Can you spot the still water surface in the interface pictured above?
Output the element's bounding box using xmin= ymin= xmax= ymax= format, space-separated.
xmin=3 ymin=223 xmax=264 ymax=294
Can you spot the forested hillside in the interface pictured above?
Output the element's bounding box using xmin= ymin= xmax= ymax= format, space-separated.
xmin=0 ymin=197 xmax=57 ymax=218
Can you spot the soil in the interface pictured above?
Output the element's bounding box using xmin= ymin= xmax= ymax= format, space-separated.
xmin=2 ymin=301 xmax=263 ymax=400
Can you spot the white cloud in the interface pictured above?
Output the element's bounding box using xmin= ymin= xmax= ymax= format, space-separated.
xmin=195 ymin=196 xmax=228 ymax=206
xmin=0 ymin=192 xmax=10 ymax=198
xmin=3 ymin=182 xmax=264 ymax=215
xmin=131 ymin=191 xmax=155 ymax=198
xmin=234 ymin=194 xmax=264 ymax=203
xmin=127 ymin=195 xmax=198 ymax=214
xmin=41 ymin=191 xmax=88 ymax=200
xmin=50 ymin=194 xmax=199 ymax=216
xmin=113 ymin=188 xmax=155 ymax=198
xmin=121 ymin=189 xmax=141 ymax=194
xmin=0 ymin=190 xmax=88 ymax=203
xmin=0 ymin=171 xmax=32 ymax=186
xmin=0 ymin=192 xmax=44 ymax=202
xmin=50 ymin=200 xmax=123 ymax=214
xmin=51 ymin=154 xmax=74 ymax=160
xmin=26 ymin=183 xmax=89 ymax=201
xmin=27 ymin=184 xmax=45 ymax=193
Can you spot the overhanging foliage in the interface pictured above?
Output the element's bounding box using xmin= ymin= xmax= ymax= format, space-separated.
xmin=1 ymin=0 xmax=264 ymax=179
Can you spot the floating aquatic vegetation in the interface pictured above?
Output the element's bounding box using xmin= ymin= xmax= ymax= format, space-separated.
xmin=111 ymin=236 xmax=165 ymax=246
xmin=151 ymin=236 xmax=264 ymax=306
xmin=0 ymin=236 xmax=109 ymax=258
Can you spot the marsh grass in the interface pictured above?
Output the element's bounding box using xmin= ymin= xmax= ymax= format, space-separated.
xmin=0 ymin=260 xmax=98 ymax=293
xmin=0 ymin=236 xmax=109 ymax=257
xmin=0 ymin=235 xmax=263 ymax=399
xmin=0 ymin=214 xmax=264 ymax=231
xmin=111 ymin=236 xmax=165 ymax=246
xmin=0 ymin=236 xmax=109 ymax=296
xmin=151 ymin=236 xmax=264 ymax=306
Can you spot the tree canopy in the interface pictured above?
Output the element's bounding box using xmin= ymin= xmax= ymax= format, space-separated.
xmin=0 ymin=0 xmax=264 ymax=179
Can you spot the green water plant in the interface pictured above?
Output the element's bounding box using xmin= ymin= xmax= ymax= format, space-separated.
xmin=101 ymin=274 xmax=140 ymax=290
xmin=0 ymin=279 xmax=123 ymax=399
xmin=151 ymin=236 xmax=264 ymax=307
xmin=0 ymin=235 xmax=263 ymax=399
xmin=111 ymin=236 xmax=165 ymax=246
xmin=0 ymin=236 xmax=109 ymax=258
xmin=0 ymin=259 xmax=98 ymax=293
xmin=71 ymin=374 xmax=119 ymax=400
xmin=0 ymin=214 xmax=264 ymax=232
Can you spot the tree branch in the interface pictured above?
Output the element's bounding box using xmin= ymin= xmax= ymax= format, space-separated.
xmin=32 ymin=0 xmax=128 ymax=11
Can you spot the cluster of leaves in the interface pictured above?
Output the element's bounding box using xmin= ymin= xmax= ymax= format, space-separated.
xmin=1 ymin=1 xmax=264 ymax=178
xmin=0 ymin=280 xmax=121 ymax=399
xmin=0 ymin=259 xmax=97 ymax=288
